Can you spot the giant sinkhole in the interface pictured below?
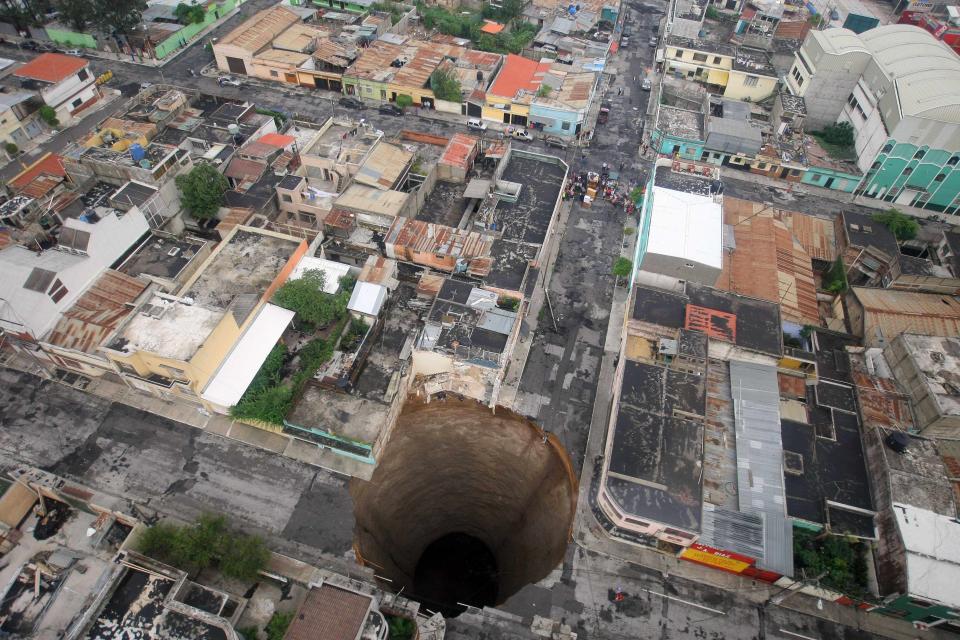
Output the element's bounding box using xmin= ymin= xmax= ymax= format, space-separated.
xmin=350 ymin=395 xmax=578 ymax=617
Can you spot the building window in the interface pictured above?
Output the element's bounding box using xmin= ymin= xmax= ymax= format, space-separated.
xmin=48 ymin=279 xmax=68 ymax=303
xmin=561 ymin=121 xmax=570 ymax=130
xmin=914 ymin=149 xmax=926 ymax=160
xmin=743 ymin=75 xmax=759 ymax=87
xmin=692 ymin=52 xmax=708 ymax=63
xmin=791 ymin=67 xmax=803 ymax=86
xmin=671 ymin=49 xmax=682 ymax=58
xmin=881 ymin=142 xmax=893 ymax=154
xmin=71 ymin=97 xmax=83 ymax=108
xmin=903 ymin=167 xmax=913 ymax=176
xmin=797 ymin=51 xmax=814 ymax=76
xmin=847 ymin=94 xmax=858 ymax=108
xmin=281 ymin=194 xmax=293 ymax=202
xmin=871 ymin=161 xmax=881 ymax=170
xmin=934 ymin=173 xmax=946 ymax=182
xmin=77 ymin=68 xmax=89 ymax=81
xmin=713 ymin=56 xmax=722 ymax=64
xmin=270 ymin=70 xmax=279 ymax=77
xmin=948 ymin=156 xmax=959 ymax=166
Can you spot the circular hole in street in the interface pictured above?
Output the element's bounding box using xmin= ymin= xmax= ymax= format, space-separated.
xmin=351 ymin=395 xmax=577 ymax=617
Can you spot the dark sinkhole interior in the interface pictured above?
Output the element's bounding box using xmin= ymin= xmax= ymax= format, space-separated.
xmin=351 ymin=396 xmax=578 ymax=618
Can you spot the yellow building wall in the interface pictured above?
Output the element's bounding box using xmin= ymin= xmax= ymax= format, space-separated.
xmin=388 ymin=83 xmax=436 ymax=106
xmin=666 ymin=47 xmax=733 ymax=71
xmin=723 ymin=71 xmax=778 ymax=102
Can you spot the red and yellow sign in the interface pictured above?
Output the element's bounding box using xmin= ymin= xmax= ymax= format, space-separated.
xmin=680 ymin=544 xmax=755 ymax=574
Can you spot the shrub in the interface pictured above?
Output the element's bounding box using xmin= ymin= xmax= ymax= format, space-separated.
xmin=265 ymin=612 xmax=294 ymax=640
xmin=174 ymin=2 xmax=206 ymax=24
xmin=537 ymin=84 xmax=552 ymax=98
xmin=429 ymin=66 xmax=462 ymax=102
xmin=230 ymin=384 xmax=294 ymax=425
xmin=387 ymin=615 xmax=416 ymax=640
xmin=38 ymin=106 xmax=58 ymax=127
xmin=612 ymin=257 xmax=633 ymax=279
xmin=272 ymin=270 xmax=344 ymax=331
xmin=4 ymin=142 xmax=18 ymax=155
xmin=135 ymin=514 xmax=269 ymax=580
xmin=793 ymin=528 xmax=869 ymax=598
xmin=623 ymin=227 xmax=635 ymax=235
xmin=817 ymin=122 xmax=854 ymax=147
xmin=872 ymin=208 xmax=918 ymax=241
xmin=822 ymin=256 xmax=847 ymax=294
xmin=497 ymin=296 xmax=520 ymax=311
xmin=395 ymin=94 xmax=413 ymax=109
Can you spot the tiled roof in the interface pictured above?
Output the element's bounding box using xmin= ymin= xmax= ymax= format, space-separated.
xmin=224 ymin=157 xmax=267 ymax=180
xmin=45 ymin=270 xmax=148 ymax=353
xmin=481 ymin=20 xmax=505 ymax=34
xmin=13 ymin=53 xmax=87 ymax=83
xmin=283 ymin=584 xmax=372 ymax=640
xmin=439 ymin=133 xmax=478 ymax=170
xmin=488 ymin=54 xmax=551 ymax=100
xmin=9 ymin=153 xmax=67 ymax=193
xmin=258 ymin=133 xmax=296 ymax=148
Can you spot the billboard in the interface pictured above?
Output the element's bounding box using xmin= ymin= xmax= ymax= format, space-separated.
xmin=680 ymin=543 xmax=755 ymax=574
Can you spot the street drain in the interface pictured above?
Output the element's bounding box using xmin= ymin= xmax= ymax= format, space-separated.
xmin=351 ymin=395 xmax=577 ymax=617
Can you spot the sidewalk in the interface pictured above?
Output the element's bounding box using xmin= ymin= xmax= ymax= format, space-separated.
xmin=2 ymin=354 xmax=374 ymax=480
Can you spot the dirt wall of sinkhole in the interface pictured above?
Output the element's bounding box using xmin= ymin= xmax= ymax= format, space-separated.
xmin=350 ymin=395 xmax=578 ymax=605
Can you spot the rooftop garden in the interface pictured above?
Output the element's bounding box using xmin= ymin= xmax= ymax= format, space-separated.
xmin=810 ymin=122 xmax=857 ymax=162
xmin=793 ymin=528 xmax=870 ymax=599
xmin=230 ymin=270 xmax=356 ymax=426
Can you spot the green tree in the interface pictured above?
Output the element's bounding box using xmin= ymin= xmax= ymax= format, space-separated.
xmin=175 ymin=163 xmax=229 ymax=220
xmin=231 ymin=384 xmax=295 ymax=425
xmin=612 ymin=257 xmax=633 ymax=286
xmin=173 ymin=1 xmax=205 ymax=23
xmin=272 ymin=270 xmax=343 ymax=330
xmin=56 ymin=0 xmax=93 ymax=31
xmin=38 ymin=106 xmax=59 ymax=128
xmin=265 ymin=612 xmax=294 ymax=640
xmin=430 ymin=66 xmax=462 ymax=102
xmin=395 ymin=94 xmax=413 ymax=109
xmin=818 ymin=121 xmax=854 ymax=147
xmin=872 ymin=208 xmax=918 ymax=241
xmin=537 ymin=84 xmax=552 ymax=98
xmin=136 ymin=521 xmax=183 ymax=560
xmin=5 ymin=142 xmax=18 ymax=155
xmin=92 ymin=0 xmax=147 ymax=34
xmin=220 ymin=534 xmax=270 ymax=581
xmin=387 ymin=615 xmax=416 ymax=640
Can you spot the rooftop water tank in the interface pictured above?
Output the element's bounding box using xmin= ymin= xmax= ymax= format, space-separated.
xmin=129 ymin=143 xmax=146 ymax=163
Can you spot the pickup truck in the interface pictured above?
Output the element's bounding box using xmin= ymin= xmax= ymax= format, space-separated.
xmin=597 ymin=101 xmax=611 ymax=125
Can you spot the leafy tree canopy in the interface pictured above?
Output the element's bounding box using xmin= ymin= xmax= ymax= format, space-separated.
xmin=174 ymin=2 xmax=206 ymax=23
xmin=612 ymin=257 xmax=633 ymax=279
xmin=175 ymin=163 xmax=229 ymax=220
xmin=430 ymin=66 xmax=462 ymax=102
xmin=872 ymin=208 xmax=919 ymax=241
xmin=56 ymin=0 xmax=93 ymax=31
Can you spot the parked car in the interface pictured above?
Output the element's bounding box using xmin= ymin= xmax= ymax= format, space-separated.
xmin=648 ymin=36 xmax=658 ymax=47
xmin=467 ymin=117 xmax=487 ymax=131
xmin=621 ymin=36 xmax=630 ymax=47
xmin=378 ymin=103 xmax=404 ymax=116
xmin=543 ymin=135 xmax=568 ymax=149
xmin=218 ymin=76 xmax=242 ymax=87
xmin=642 ymin=78 xmax=652 ymax=91
xmin=339 ymin=96 xmax=365 ymax=109
xmin=140 ymin=81 xmax=153 ymax=90
xmin=21 ymin=40 xmax=38 ymax=50
xmin=64 ymin=48 xmax=82 ymax=56
xmin=509 ymin=127 xmax=533 ymax=141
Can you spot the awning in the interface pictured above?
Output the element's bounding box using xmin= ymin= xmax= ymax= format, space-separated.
xmin=528 ymin=115 xmax=557 ymax=127
xmin=201 ymin=304 xmax=295 ymax=409
xmin=706 ymin=68 xmax=730 ymax=85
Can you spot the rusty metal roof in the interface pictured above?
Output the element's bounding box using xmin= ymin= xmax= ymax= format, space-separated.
xmin=439 ymin=133 xmax=478 ymax=170
xmin=385 ymin=217 xmax=493 ymax=276
xmin=45 ymin=270 xmax=148 ymax=353
xmin=217 ymin=5 xmax=299 ymax=53
xmin=283 ymin=584 xmax=372 ymax=640
xmin=717 ymin=198 xmax=819 ymax=325
xmin=853 ymin=287 xmax=960 ymax=343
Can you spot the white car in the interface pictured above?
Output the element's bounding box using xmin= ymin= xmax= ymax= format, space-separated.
xmin=64 ymin=48 xmax=82 ymax=56
xmin=641 ymin=78 xmax=652 ymax=91
xmin=140 ymin=81 xmax=153 ymax=90
xmin=509 ymin=127 xmax=533 ymax=141
xmin=467 ymin=118 xmax=487 ymax=131
xmin=218 ymin=76 xmax=242 ymax=87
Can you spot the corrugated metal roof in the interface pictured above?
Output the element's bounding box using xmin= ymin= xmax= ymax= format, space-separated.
xmin=853 ymin=287 xmax=960 ymax=345
xmin=730 ymin=360 xmax=787 ymax=520
xmin=353 ymin=142 xmax=413 ymax=190
xmin=217 ymin=5 xmax=300 ymax=53
xmin=699 ymin=503 xmax=793 ymax=576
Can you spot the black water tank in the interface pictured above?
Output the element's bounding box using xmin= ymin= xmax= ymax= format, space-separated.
xmin=885 ymin=431 xmax=910 ymax=453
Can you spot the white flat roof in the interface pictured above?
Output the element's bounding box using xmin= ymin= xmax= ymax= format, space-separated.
xmin=892 ymin=502 xmax=960 ymax=608
xmin=347 ymin=281 xmax=386 ymax=317
xmin=201 ymin=303 xmax=295 ymax=409
xmin=289 ymin=256 xmax=352 ymax=294
xmin=646 ymin=185 xmax=723 ymax=269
